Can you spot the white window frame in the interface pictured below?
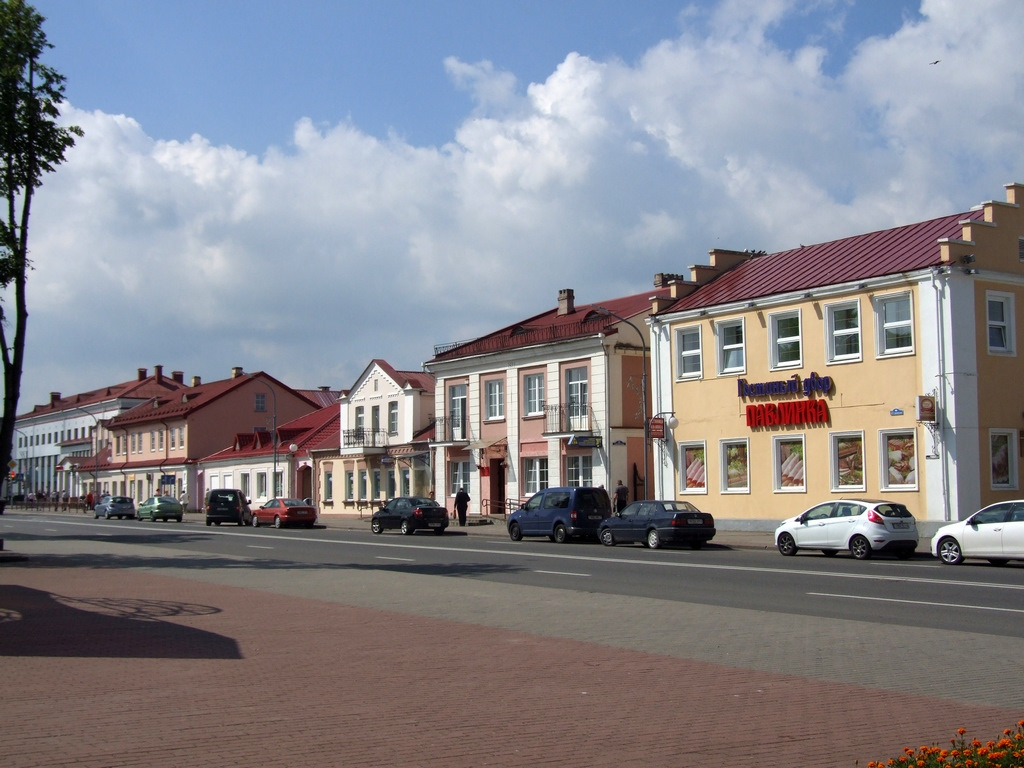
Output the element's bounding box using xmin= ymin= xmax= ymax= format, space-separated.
xmin=986 ymin=292 xmax=1016 ymax=355
xmin=565 ymin=455 xmax=593 ymax=487
xmin=485 ymin=379 xmax=505 ymax=420
xmin=716 ymin=319 xmax=746 ymax=375
xmin=388 ymin=402 xmax=399 ymax=435
xmin=769 ymin=309 xmax=802 ymax=370
xmin=773 ymin=435 xmax=805 ymax=493
xmin=719 ymin=438 xmax=749 ymax=494
xmin=875 ymin=293 xmax=914 ymax=357
xmin=990 ymin=429 xmax=1018 ymax=489
xmin=675 ymin=326 xmax=702 ymax=380
xmin=879 ymin=430 xmax=917 ymax=491
xmin=825 ymin=300 xmax=862 ymax=363
xmin=449 ymin=460 xmax=470 ymax=495
xmin=830 ymin=431 xmax=865 ymax=492
xmin=679 ymin=441 xmax=707 ymax=494
xmin=524 ymin=373 xmax=545 ymax=416
xmin=523 ymin=457 xmax=549 ymax=494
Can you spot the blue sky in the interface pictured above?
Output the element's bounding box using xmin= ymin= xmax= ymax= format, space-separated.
xmin=11 ymin=0 xmax=1024 ymax=412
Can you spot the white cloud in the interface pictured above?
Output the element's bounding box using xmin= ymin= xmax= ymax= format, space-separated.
xmin=12 ymin=0 xmax=1024 ymax=411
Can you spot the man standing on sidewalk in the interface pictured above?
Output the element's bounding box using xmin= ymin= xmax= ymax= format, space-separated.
xmin=454 ymin=487 xmax=470 ymax=527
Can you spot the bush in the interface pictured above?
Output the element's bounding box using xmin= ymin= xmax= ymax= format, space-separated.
xmin=869 ymin=721 xmax=1024 ymax=768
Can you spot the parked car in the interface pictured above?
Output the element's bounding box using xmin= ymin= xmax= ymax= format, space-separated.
xmin=599 ymin=500 xmax=715 ymax=549
xmin=507 ymin=486 xmax=612 ymax=543
xmin=775 ymin=499 xmax=917 ymax=559
xmin=204 ymin=488 xmax=252 ymax=526
xmin=931 ymin=500 xmax=1024 ymax=565
xmin=137 ymin=496 xmax=184 ymax=522
xmin=94 ymin=495 xmax=136 ymax=520
xmin=252 ymin=497 xmax=318 ymax=529
xmin=371 ymin=497 xmax=448 ymax=535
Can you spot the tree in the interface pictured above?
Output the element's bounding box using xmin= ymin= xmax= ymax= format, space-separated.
xmin=0 ymin=0 xmax=81 ymax=497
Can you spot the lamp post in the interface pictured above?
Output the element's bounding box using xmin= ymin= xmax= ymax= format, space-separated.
xmin=595 ymin=306 xmax=650 ymax=500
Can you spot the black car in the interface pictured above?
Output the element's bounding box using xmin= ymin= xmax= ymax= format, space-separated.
xmin=371 ymin=497 xmax=448 ymax=535
xmin=598 ymin=500 xmax=715 ymax=549
xmin=204 ymin=488 xmax=252 ymax=526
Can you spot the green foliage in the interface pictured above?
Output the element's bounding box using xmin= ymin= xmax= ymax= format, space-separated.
xmin=869 ymin=722 xmax=1024 ymax=767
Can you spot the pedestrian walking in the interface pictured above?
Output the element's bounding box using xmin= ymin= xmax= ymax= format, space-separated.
xmin=86 ymin=491 xmax=94 ymax=513
xmin=614 ymin=480 xmax=629 ymax=513
xmin=454 ymin=487 xmax=470 ymax=527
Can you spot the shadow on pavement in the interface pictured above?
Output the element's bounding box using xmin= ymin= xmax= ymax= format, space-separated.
xmin=0 ymin=584 xmax=241 ymax=659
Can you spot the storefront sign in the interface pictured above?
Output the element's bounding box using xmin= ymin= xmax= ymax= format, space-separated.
xmin=746 ymin=399 xmax=830 ymax=427
xmin=737 ymin=371 xmax=833 ymax=399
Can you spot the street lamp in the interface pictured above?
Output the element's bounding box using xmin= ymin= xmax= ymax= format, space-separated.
xmin=595 ymin=306 xmax=650 ymax=500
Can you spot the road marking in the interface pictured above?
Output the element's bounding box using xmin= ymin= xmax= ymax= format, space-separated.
xmin=809 ymin=592 xmax=1024 ymax=614
xmin=535 ymin=569 xmax=589 ymax=577
xmin=247 ymin=545 xmax=274 ymax=550
xmin=377 ymin=556 xmax=415 ymax=562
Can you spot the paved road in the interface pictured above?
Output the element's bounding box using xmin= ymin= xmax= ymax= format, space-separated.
xmin=1 ymin=511 xmax=1022 ymax=767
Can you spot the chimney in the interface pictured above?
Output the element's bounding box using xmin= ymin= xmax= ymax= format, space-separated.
xmin=191 ymin=376 xmax=202 ymax=387
xmin=650 ymin=295 xmax=674 ymax=313
xmin=154 ymin=364 xmax=163 ymax=383
xmin=138 ymin=367 xmax=147 ymax=381
xmin=557 ymin=288 xmax=575 ymax=316
xmin=50 ymin=392 xmax=61 ymax=405
xmin=319 ymin=386 xmax=330 ymax=391
xmin=171 ymin=370 xmax=184 ymax=384
xmin=232 ymin=366 xmax=244 ymax=379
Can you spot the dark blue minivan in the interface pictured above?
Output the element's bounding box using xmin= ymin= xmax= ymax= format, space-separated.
xmin=507 ymin=486 xmax=612 ymax=543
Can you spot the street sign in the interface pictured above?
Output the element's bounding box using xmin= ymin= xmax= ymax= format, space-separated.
xmin=648 ymin=417 xmax=665 ymax=439
xmin=7 ymin=460 xmax=15 ymax=470
xmin=568 ymin=435 xmax=602 ymax=448
xmin=160 ymin=475 xmax=176 ymax=485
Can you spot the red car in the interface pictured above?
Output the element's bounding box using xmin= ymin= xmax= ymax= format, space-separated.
xmin=252 ymin=498 xmax=318 ymax=529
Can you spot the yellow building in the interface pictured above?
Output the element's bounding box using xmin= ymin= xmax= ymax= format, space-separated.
xmin=650 ymin=183 xmax=1024 ymax=529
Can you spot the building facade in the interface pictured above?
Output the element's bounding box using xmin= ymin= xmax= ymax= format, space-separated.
xmin=650 ymin=183 xmax=1024 ymax=527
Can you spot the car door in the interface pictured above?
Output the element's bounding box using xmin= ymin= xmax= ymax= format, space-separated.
xmin=794 ymin=503 xmax=836 ymax=548
xmin=390 ymin=499 xmax=412 ymax=530
xmin=960 ymin=503 xmax=1010 ymax=557
xmin=1001 ymin=503 xmax=1024 ymax=559
xmin=617 ymin=502 xmax=644 ymax=543
xmin=825 ymin=503 xmax=861 ymax=548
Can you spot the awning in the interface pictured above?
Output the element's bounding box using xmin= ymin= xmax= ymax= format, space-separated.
xmin=468 ymin=439 xmax=493 ymax=451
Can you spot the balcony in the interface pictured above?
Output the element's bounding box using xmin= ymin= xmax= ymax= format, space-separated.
xmin=544 ymin=404 xmax=596 ymax=435
xmin=343 ymin=428 xmax=390 ymax=450
xmin=431 ymin=415 xmax=468 ymax=443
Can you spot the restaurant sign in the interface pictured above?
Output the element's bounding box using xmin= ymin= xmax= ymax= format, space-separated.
xmin=739 ymin=372 xmax=833 ymax=429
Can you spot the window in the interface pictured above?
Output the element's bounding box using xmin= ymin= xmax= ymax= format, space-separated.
xmin=401 ymin=468 xmax=410 ymax=496
xmin=717 ymin=319 xmax=745 ymax=374
xmin=449 ymin=460 xmax=470 ymax=495
xmin=130 ymin=433 xmax=137 ymax=453
xmin=449 ymin=384 xmax=467 ymax=440
xmin=523 ymin=457 xmax=549 ymax=494
xmin=524 ymin=373 xmax=545 ymax=416
xmin=565 ymin=367 xmax=588 ymax=430
xmin=239 ymin=473 xmax=250 ymax=498
xmin=826 ymin=301 xmax=861 ymax=362
xmin=169 ymin=430 xmax=176 ymax=450
xmin=987 ymin=293 xmax=1015 ymax=354
xmin=880 ymin=431 xmax=917 ymax=490
xmin=345 ymin=471 xmax=354 ymax=500
xmin=273 ymin=471 xmax=282 ymax=497
xmin=371 ymin=405 xmax=380 ymax=433
xmin=830 ymin=432 xmax=865 ymax=491
xmin=388 ymin=402 xmax=399 ymax=434
xmin=256 ymin=472 xmax=267 ymax=498
xmin=720 ymin=439 xmax=749 ymax=493
xmin=485 ymin=379 xmax=505 ymax=420
xmin=150 ymin=431 xmax=156 ymax=451
xmin=774 ymin=436 xmax=805 ymax=492
xmin=324 ymin=471 xmax=333 ymax=501
xmin=387 ymin=470 xmax=396 ymax=497
xmin=675 ymin=326 xmax=702 ymax=379
xmin=876 ymin=293 xmax=913 ymax=356
xmin=990 ymin=430 xmax=1017 ymax=489
xmin=679 ymin=442 xmax=707 ymax=493
xmin=566 ymin=455 xmax=592 ymax=486
xmin=372 ymin=469 xmax=381 ymax=498
xmin=178 ymin=427 xmax=185 ymax=447
xmin=158 ymin=430 xmax=164 ymax=450
xmin=255 ymin=393 xmax=267 ymax=413
xmin=354 ymin=406 xmax=364 ymax=431
xmin=358 ymin=471 xmax=367 ymax=499
xmin=769 ymin=311 xmax=801 ymax=369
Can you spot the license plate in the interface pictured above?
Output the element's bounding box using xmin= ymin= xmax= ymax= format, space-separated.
xmin=892 ymin=521 xmax=909 ymax=529
xmin=589 ymin=514 xmax=603 ymax=520
xmin=296 ymin=510 xmax=307 ymax=515
xmin=686 ymin=518 xmax=704 ymax=525
xmin=429 ymin=522 xmax=442 ymax=527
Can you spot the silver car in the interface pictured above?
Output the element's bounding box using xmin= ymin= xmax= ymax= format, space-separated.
xmin=775 ymin=499 xmax=917 ymax=560
xmin=94 ymin=495 xmax=136 ymax=520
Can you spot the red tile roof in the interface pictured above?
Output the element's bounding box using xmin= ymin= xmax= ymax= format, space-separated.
xmin=203 ymin=405 xmax=339 ymax=462
xmin=372 ymin=359 xmax=435 ymax=393
xmin=431 ymin=288 xmax=672 ymax=361
xmin=659 ymin=210 xmax=983 ymax=314
xmin=18 ymin=370 xmax=188 ymax=418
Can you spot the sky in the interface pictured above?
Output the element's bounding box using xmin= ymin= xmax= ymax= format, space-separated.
xmin=8 ymin=0 xmax=1024 ymax=413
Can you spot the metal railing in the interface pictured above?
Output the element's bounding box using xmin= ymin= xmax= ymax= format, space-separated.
xmin=544 ymin=403 xmax=596 ymax=433
xmin=342 ymin=428 xmax=390 ymax=448
xmin=430 ymin=415 xmax=467 ymax=442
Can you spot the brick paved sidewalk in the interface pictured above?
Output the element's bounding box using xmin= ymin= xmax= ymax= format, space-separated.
xmin=1 ymin=556 xmax=1019 ymax=768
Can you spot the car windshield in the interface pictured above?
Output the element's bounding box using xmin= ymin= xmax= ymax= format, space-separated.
xmin=282 ymin=499 xmax=307 ymax=507
xmin=111 ymin=497 xmax=132 ymax=504
xmin=874 ymin=503 xmax=913 ymax=518
xmin=575 ymin=489 xmax=610 ymax=513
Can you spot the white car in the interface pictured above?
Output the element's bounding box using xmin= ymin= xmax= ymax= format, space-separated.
xmin=931 ymin=500 xmax=1024 ymax=565
xmin=775 ymin=499 xmax=918 ymax=560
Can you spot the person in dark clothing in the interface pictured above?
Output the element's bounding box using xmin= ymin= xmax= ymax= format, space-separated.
xmin=614 ymin=480 xmax=628 ymax=513
xmin=454 ymin=487 xmax=470 ymax=526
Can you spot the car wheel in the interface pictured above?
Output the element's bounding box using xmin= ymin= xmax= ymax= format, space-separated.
xmin=251 ymin=515 xmax=260 ymax=527
xmin=206 ymin=520 xmax=212 ymax=526
xmin=175 ymin=517 xmax=183 ymax=523
xmin=688 ymin=539 xmax=703 ymax=550
xmin=274 ymin=516 xmax=282 ymax=529
xmin=371 ymin=519 xmax=384 ymax=535
xmin=777 ymin=532 xmax=798 ymax=556
xmin=849 ymin=534 xmax=872 ymax=560
xmin=822 ymin=549 xmax=839 ymax=557
xmin=646 ymin=529 xmax=661 ymax=549
xmin=936 ymin=536 xmax=963 ymax=564
xmin=401 ymin=519 xmax=413 ymax=535
xmin=599 ymin=528 xmax=615 ymax=547
xmin=552 ymin=523 xmax=568 ymax=544
xmin=508 ymin=522 xmax=523 ymax=541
